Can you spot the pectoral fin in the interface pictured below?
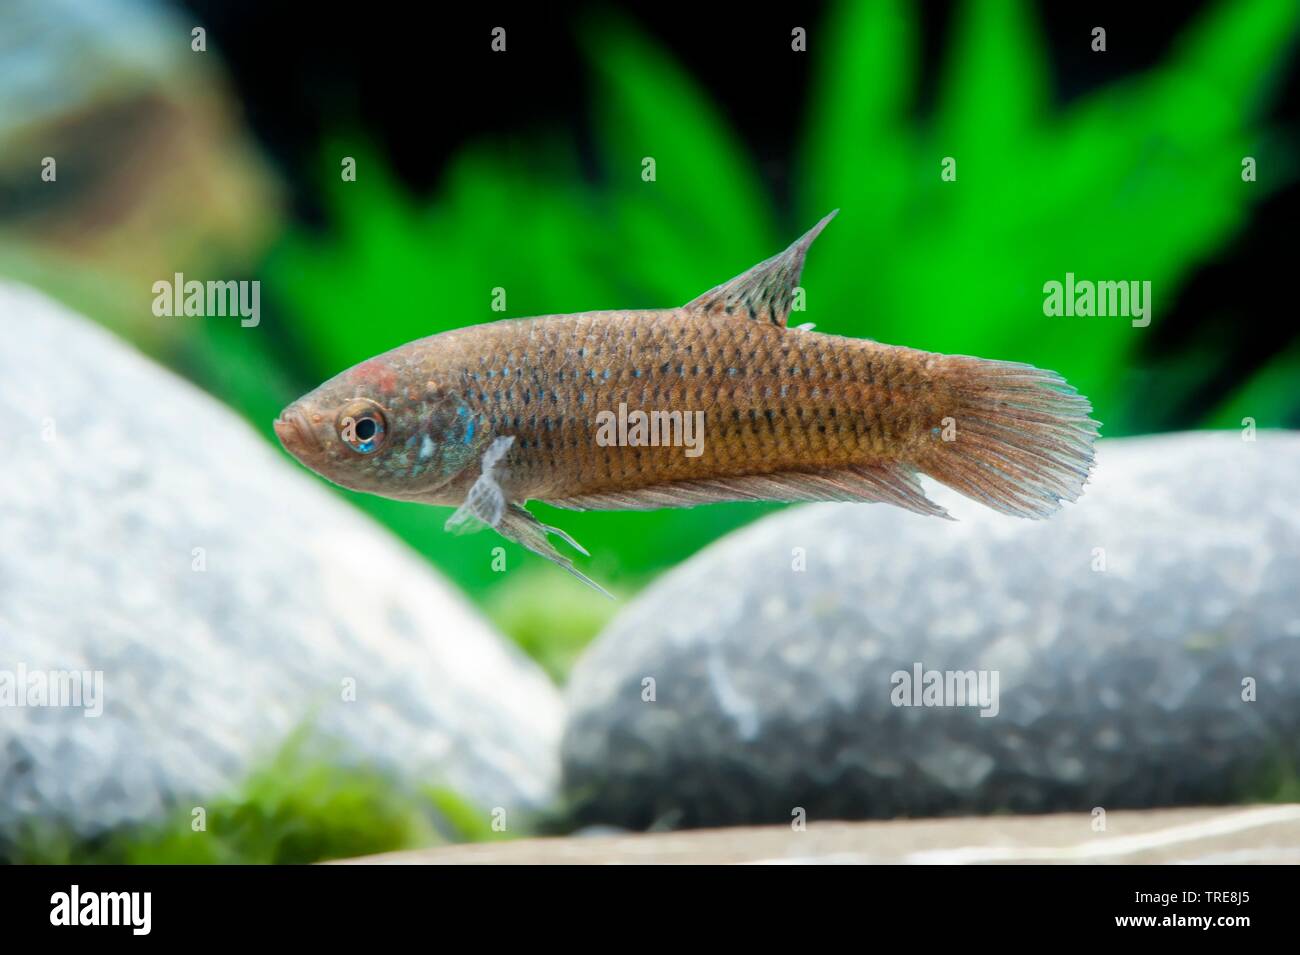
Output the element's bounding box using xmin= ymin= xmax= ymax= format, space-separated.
xmin=445 ymin=436 xmax=613 ymax=599
xmin=445 ymin=436 xmax=514 ymax=531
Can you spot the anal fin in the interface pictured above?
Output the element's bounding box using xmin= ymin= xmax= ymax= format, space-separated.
xmin=548 ymin=463 xmax=953 ymax=520
xmin=498 ymin=503 xmax=613 ymax=600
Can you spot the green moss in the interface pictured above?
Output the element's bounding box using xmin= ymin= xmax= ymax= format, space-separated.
xmin=1242 ymin=754 xmax=1300 ymax=805
xmin=7 ymin=732 xmax=527 ymax=865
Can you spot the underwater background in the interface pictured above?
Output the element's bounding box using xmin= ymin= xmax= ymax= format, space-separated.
xmin=2 ymin=0 xmax=1297 ymax=862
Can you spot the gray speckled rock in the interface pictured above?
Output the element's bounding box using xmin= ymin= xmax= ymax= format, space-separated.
xmin=562 ymin=431 xmax=1300 ymax=829
xmin=0 ymin=283 xmax=562 ymax=851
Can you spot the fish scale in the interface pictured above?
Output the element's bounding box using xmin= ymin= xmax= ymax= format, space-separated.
xmin=275 ymin=211 xmax=1098 ymax=595
xmin=435 ymin=309 xmax=927 ymax=500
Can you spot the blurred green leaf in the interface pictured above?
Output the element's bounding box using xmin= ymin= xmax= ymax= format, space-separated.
xmin=801 ymin=0 xmax=1298 ymax=435
xmin=581 ymin=16 xmax=776 ymax=302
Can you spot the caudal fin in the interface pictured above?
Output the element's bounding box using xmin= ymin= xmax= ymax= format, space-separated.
xmin=915 ymin=356 xmax=1099 ymax=519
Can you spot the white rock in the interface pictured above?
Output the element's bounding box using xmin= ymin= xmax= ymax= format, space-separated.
xmin=0 ymin=282 xmax=563 ymax=847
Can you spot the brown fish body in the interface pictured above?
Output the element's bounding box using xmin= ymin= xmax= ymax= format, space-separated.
xmin=413 ymin=310 xmax=942 ymax=503
xmin=276 ymin=211 xmax=1097 ymax=593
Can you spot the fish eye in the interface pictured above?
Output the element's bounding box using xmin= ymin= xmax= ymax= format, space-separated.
xmin=338 ymin=401 xmax=388 ymax=454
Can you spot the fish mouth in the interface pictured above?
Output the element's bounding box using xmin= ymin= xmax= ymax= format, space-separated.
xmin=274 ymin=408 xmax=322 ymax=457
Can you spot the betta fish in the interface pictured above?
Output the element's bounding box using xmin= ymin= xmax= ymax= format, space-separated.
xmin=275 ymin=212 xmax=1098 ymax=596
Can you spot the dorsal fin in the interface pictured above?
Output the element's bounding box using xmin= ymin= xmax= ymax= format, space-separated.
xmin=684 ymin=210 xmax=837 ymax=327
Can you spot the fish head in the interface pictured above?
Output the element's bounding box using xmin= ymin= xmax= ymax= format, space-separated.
xmin=274 ymin=357 xmax=485 ymax=500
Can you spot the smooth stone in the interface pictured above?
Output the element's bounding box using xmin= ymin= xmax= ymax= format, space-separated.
xmin=562 ymin=431 xmax=1300 ymax=828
